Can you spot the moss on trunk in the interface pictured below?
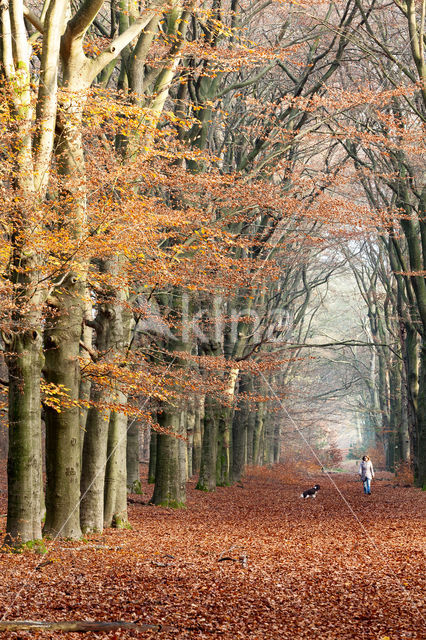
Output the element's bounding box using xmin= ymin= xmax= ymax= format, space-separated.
xmin=5 ymin=334 xmax=43 ymax=545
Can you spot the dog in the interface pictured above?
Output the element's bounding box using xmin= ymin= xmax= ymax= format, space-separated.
xmin=300 ymin=484 xmax=320 ymax=499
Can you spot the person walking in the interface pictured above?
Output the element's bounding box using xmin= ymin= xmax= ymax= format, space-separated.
xmin=359 ymin=455 xmax=374 ymax=495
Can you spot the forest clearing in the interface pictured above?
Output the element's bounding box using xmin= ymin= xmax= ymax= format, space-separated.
xmin=0 ymin=465 xmax=424 ymax=640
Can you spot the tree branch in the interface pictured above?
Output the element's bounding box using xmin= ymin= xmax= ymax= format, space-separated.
xmin=66 ymin=0 xmax=105 ymax=39
xmin=23 ymin=5 xmax=44 ymax=33
xmin=79 ymin=340 xmax=98 ymax=362
xmin=283 ymin=340 xmax=395 ymax=349
xmin=88 ymin=1 xmax=165 ymax=82
xmin=0 ymin=621 xmax=174 ymax=633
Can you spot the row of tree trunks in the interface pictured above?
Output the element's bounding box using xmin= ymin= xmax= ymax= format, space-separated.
xmin=2 ymin=0 xmax=179 ymax=545
xmin=148 ymin=368 xmax=281 ymax=499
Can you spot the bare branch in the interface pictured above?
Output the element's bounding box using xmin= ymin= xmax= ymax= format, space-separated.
xmin=88 ymin=1 xmax=165 ymax=82
xmin=23 ymin=5 xmax=44 ymax=33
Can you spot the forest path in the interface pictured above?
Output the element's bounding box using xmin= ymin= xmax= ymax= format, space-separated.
xmin=0 ymin=466 xmax=424 ymax=639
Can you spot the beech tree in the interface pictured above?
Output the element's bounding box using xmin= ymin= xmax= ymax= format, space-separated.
xmin=0 ymin=0 xmax=171 ymax=543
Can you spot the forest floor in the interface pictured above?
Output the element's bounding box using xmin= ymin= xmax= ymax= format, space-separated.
xmin=0 ymin=464 xmax=424 ymax=640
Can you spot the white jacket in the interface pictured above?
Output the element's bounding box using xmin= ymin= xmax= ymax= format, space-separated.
xmin=359 ymin=460 xmax=374 ymax=480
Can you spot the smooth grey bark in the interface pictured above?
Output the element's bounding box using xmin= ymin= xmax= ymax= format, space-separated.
xmin=104 ymin=399 xmax=128 ymax=528
xmin=388 ymin=354 xmax=402 ymax=471
xmin=80 ymin=294 xmax=115 ymax=532
xmin=80 ymin=387 xmax=111 ymax=533
xmin=79 ymin=299 xmax=93 ymax=452
xmin=4 ymin=334 xmax=43 ymax=545
xmin=232 ymin=378 xmax=249 ymax=482
xmin=81 ymin=254 xmax=133 ymax=531
xmin=151 ymin=288 xmax=190 ymax=506
xmin=253 ymin=399 xmax=266 ymax=466
xmin=44 ymin=275 xmax=84 ymax=539
xmin=216 ymin=369 xmax=239 ymax=486
xmin=246 ymin=382 xmax=256 ymax=465
xmin=79 ymin=376 xmax=91 ymax=453
xmin=151 ymin=408 xmax=186 ymax=507
xmin=192 ymin=396 xmax=204 ymax=476
xmin=179 ymin=416 xmax=188 ymax=485
xmin=148 ymin=429 xmax=157 ymax=484
xmin=273 ymin=417 xmax=281 ymax=464
xmin=263 ymin=408 xmax=274 ymax=466
xmin=126 ymin=420 xmax=141 ymax=492
xmin=217 ymin=406 xmax=233 ymax=486
xmin=405 ymin=324 xmax=419 ymax=464
xmin=415 ymin=343 xmax=426 ymax=488
xmin=43 ymin=87 xmax=88 ymax=540
xmin=196 ymin=395 xmax=219 ymax=491
xmin=102 ymin=302 xmax=133 ymax=527
xmin=141 ymin=424 xmax=151 ymax=462
xmin=185 ymin=402 xmax=195 ymax=478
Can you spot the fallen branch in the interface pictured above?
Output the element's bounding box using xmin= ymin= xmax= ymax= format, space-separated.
xmin=218 ymin=545 xmax=248 ymax=567
xmin=0 ymin=620 xmax=173 ymax=633
xmin=35 ymin=559 xmax=54 ymax=570
xmin=59 ymin=545 xmax=123 ymax=551
xmin=151 ymin=553 xmax=175 ymax=567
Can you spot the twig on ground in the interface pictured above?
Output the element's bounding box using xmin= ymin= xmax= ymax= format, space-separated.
xmin=0 ymin=620 xmax=174 ymax=633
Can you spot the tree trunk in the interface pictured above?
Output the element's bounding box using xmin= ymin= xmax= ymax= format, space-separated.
xmin=377 ymin=349 xmax=391 ymax=470
xmin=273 ymin=417 xmax=281 ymax=464
xmin=217 ymin=369 xmax=239 ymax=486
xmin=44 ymin=275 xmax=84 ymax=539
xmin=79 ymin=299 xmax=93 ymax=452
xmin=387 ymin=356 xmax=401 ymax=471
xmin=179 ymin=418 xmax=188 ymax=486
xmin=264 ymin=409 xmax=274 ymax=466
xmin=217 ymin=407 xmax=232 ymax=486
xmin=80 ymin=387 xmax=111 ymax=533
xmin=148 ymin=429 xmax=157 ymax=484
xmin=186 ymin=400 xmax=195 ymax=478
xmin=4 ymin=334 xmax=43 ymax=545
xmin=126 ymin=420 xmax=141 ymax=492
xmin=253 ymin=400 xmax=265 ymax=466
xmin=192 ymin=396 xmax=204 ymax=476
xmin=405 ymin=324 xmax=419 ymax=468
xmin=81 ymin=256 xmax=133 ymax=530
xmin=414 ymin=342 xmax=426 ymax=488
xmin=104 ymin=399 xmax=128 ymax=528
xmin=232 ymin=380 xmax=248 ymax=483
xmin=151 ymin=407 xmax=186 ymax=507
xmin=246 ymin=394 xmax=256 ymax=466
xmin=141 ymin=424 xmax=151 ymax=462
xmin=196 ymin=395 xmax=220 ymax=491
